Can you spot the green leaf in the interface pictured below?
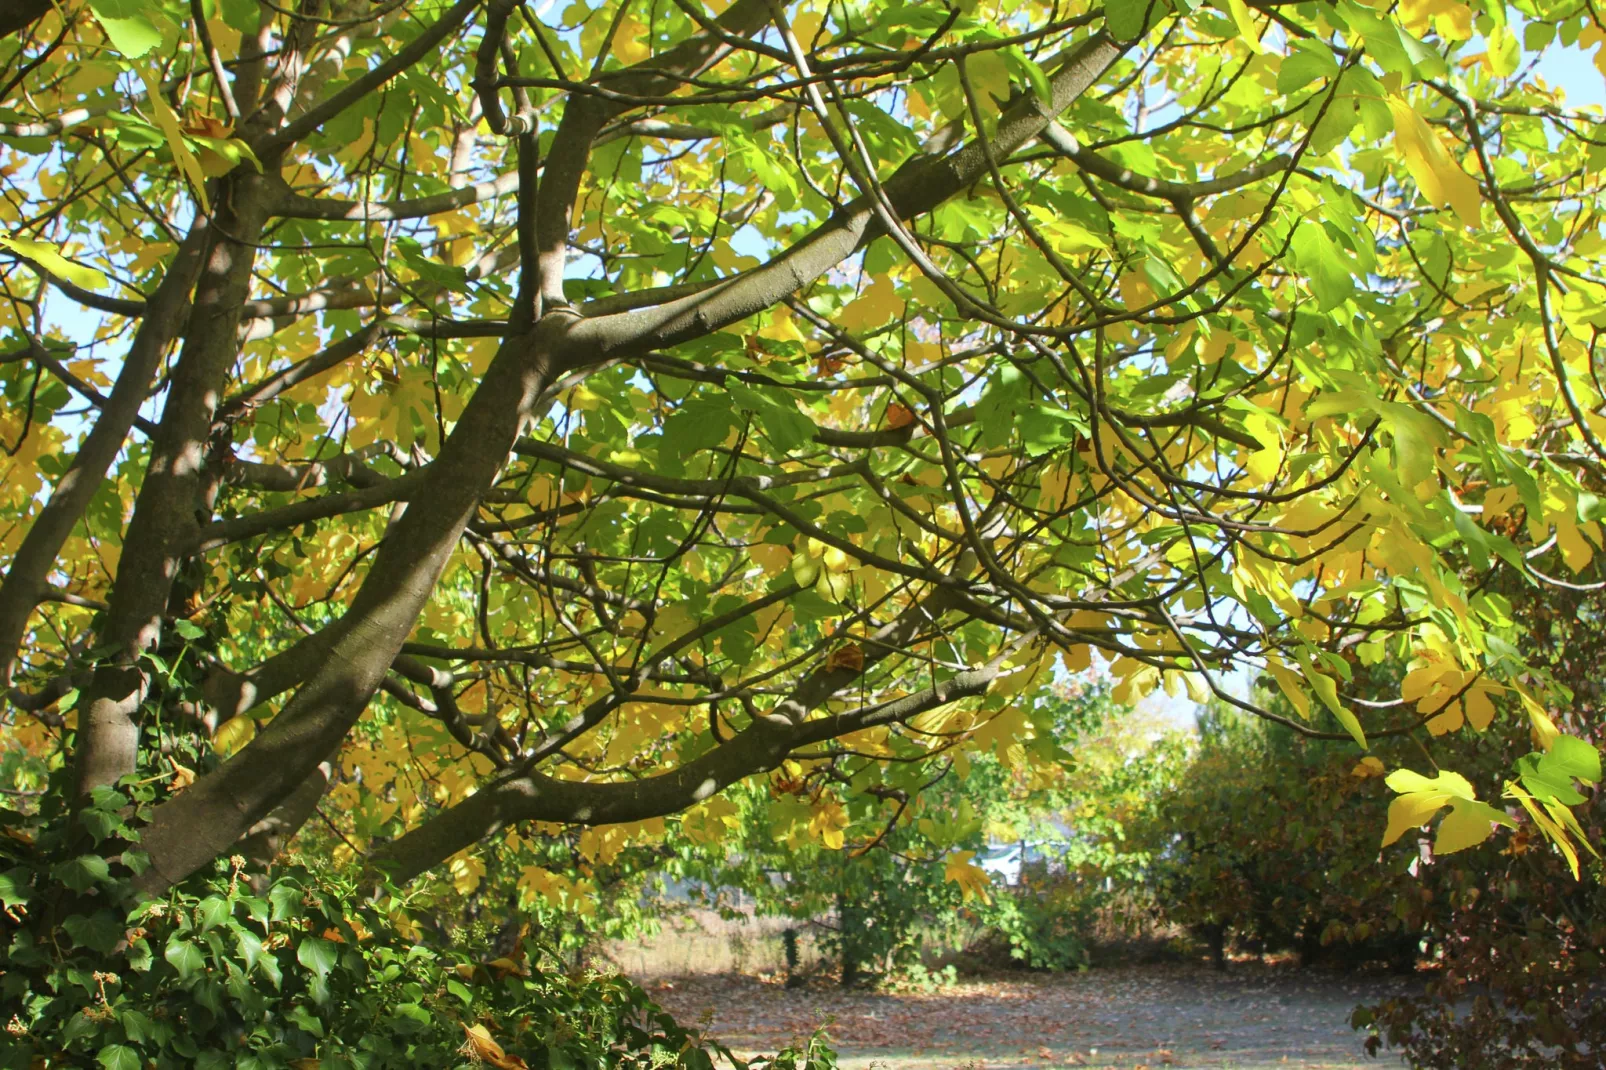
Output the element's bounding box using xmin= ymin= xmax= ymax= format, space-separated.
xmin=165 ymin=935 xmax=206 ymax=981
xmin=726 ymin=381 xmax=816 ymax=454
xmin=1549 ymin=735 xmax=1602 ymax=784
xmin=1018 ymin=404 xmax=1086 ymax=456
xmin=286 ymin=1003 xmax=326 ymax=1038
xmin=197 ymin=895 xmax=232 ymax=931
xmin=0 ymin=235 xmax=110 ymax=290
xmin=53 ymin=853 xmax=111 ymax=892
xmin=297 ymin=936 xmax=338 ymax=983
xmin=1290 ymin=224 xmax=1353 ymax=310
xmin=90 ymin=2 xmax=163 ymax=57
xmin=1104 ymin=0 xmax=1160 ymax=41
xmin=97 ymin=1043 xmax=142 ymax=1070
xmin=1009 ymin=47 xmax=1052 ymax=104
xmin=1277 ymin=41 xmax=1339 ymax=96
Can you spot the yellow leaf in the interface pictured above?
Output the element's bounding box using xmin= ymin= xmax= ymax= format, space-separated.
xmin=1295 ymin=648 xmax=1365 ymax=747
xmin=1352 ymin=756 xmax=1385 ymax=778
xmin=1433 ymin=798 xmax=1513 ymax=855
xmin=838 ymin=276 xmax=903 ymax=331
xmin=1386 ymin=767 xmax=1475 ymax=798
xmin=167 ymin=757 xmax=196 ymax=791
xmin=212 ymin=715 xmax=256 ymax=758
xmin=612 ymin=15 xmax=650 ymax=64
xmin=1386 ymin=96 xmax=1480 ymax=227
xmin=1555 ymin=514 xmax=1594 ymax=573
xmin=1529 ymin=708 xmax=1561 ymax=751
xmin=138 ymin=68 xmax=211 ymax=213
xmin=1266 ymin=657 xmax=1310 ymax=720
xmin=448 ymin=853 xmax=485 ymax=895
xmin=460 ymin=1023 xmax=529 ymax=1069
xmin=1505 ymin=780 xmax=1580 ymax=879
xmin=943 ymin=849 xmax=993 ymax=903
xmin=1463 ymin=685 xmax=1496 ymax=731
xmin=1382 ymin=790 xmax=1452 ymax=847
xmin=1226 ymin=0 xmax=1265 ymax=53
xmin=0 ymin=235 xmax=110 ymax=290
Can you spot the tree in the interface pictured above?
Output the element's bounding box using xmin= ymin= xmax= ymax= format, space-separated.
xmin=690 ymin=686 xmax=1130 ymax=985
xmin=0 ymin=0 xmax=1601 ymax=916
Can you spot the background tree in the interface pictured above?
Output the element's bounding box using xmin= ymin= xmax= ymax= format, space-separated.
xmin=688 ymin=685 xmax=1137 ymax=986
xmin=0 ymin=0 xmax=1600 ymax=934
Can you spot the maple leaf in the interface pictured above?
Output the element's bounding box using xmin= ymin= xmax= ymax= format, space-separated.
xmin=943 ymin=850 xmax=992 ymax=904
xmin=1382 ymin=769 xmax=1514 ymax=855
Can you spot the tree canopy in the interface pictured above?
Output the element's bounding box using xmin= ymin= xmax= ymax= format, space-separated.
xmin=0 ymin=0 xmax=1602 ymax=900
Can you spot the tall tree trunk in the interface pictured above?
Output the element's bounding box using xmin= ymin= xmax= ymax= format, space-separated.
xmin=73 ymin=174 xmax=272 ymax=798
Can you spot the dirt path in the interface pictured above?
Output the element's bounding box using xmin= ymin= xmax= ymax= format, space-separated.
xmin=644 ymin=965 xmax=1418 ymax=1069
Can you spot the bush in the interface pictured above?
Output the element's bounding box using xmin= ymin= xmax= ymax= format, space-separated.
xmin=1128 ymin=701 xmax=1456 ymax=972
xmin=0 ymin=778 xmax=833 ymax=1070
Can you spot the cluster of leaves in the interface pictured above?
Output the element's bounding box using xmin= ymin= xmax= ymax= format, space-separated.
xmin=0 ymin=777 xmax=835 ymax=1070
xmin=1353 ymin=567 xmax=1606 ymax=1069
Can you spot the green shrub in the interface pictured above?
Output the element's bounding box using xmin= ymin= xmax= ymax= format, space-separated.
xmin=0 ymin=778 xmax=834 ymax=1070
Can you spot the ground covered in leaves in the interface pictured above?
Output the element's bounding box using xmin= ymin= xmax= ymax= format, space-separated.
xmin=643 ymin=964 xmax=1417 ymax=1069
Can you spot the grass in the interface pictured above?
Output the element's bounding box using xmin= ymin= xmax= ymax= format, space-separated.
xmin=603 ymin=907 xmax=830 ymax=978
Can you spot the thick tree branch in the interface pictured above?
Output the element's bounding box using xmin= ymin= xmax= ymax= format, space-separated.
xmin=0 ymin=227 xmax=208 ymax=689
xmin=553 ymin=32 xmax=1124 ymax=366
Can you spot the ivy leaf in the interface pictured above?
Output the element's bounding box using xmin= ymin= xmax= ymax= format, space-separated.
xmin=63 ymin=911 xmax=125 ymax=954
xmin=286 ymin=1003 xmax=326 ymax=1038
xmin=297 ymin=936 xmax=338 ymax=984
xmin=97 ymin=1044 xmax=142 ymax=1070
xmin=53 ymin=854 xmax=110 ymax=893
xmin=0 ymin=867 xmax=29 ymax=909
xmin=164 ymin=935 xmax=206 ymax=981
xmin=197 ymin=895 xmax=232 ymax=931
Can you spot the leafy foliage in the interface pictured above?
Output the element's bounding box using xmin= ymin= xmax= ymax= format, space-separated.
xmin=0 ymin=775 xmax=835 ymax=1069
xmin=0 ymin=0 xmax=1603 ymax=1024
xmin=682 ymin=687 xmax=1161 ymax=981
xmin=1133 ymin=704 xmax=1435 ymax=969
xmin=1355 ymin=569 xmax=1606 ymax=1068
